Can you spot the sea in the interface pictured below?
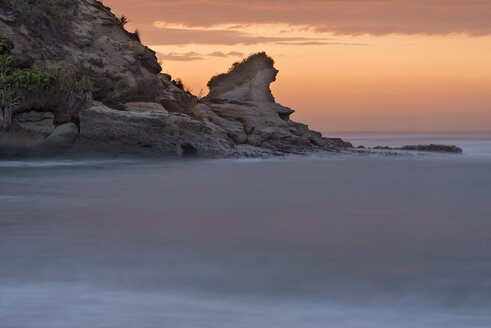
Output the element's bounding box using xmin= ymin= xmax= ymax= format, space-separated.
xmin=1 ymin=132 xmax=490 ymax=328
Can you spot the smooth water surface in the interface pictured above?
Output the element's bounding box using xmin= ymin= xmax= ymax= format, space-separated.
xmin=1 ymin=135 xmax=491 ymax=328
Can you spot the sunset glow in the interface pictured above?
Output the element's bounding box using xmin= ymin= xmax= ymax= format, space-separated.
xmin=103 ymin=0 xmax=491 ymax=131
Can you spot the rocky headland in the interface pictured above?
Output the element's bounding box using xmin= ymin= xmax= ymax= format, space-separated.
xmin=0 ymin=0 xmax=460 ymax=158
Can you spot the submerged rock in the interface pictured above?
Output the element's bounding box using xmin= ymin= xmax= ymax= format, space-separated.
xmin=399 ymin=144 xmax=463 ymax=153
xmin=372 ymin=144 xmax=462 ymax=154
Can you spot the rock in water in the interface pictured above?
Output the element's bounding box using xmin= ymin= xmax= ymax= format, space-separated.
xmin=372 ymin=144 xmax=463 ymax=154
xmin=196 ymin=52 xmax=353 ymax=154
xmin=400 ymin=144 xmax=463 ymax=153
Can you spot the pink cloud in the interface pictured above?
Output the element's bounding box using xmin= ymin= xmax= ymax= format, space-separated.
xmin=104 ymin=0 xmax=491 ymax=36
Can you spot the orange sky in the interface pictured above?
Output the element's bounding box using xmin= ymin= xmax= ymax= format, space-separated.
xmin=103 ymin=0 xmax=491 ymax=132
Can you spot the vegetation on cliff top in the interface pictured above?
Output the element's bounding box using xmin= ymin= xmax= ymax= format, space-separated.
xmin=207 ymin=52 xmax=275 ymax=89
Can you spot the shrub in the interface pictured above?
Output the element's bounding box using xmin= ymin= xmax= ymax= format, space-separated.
xmin=172 ymin=78 xmax=184 ymax=90
xmin=0 ymin=53 xmax=35 ymax=72
xmin=0 ymin=85 xmax=19 ymax=129
xmin=207 ymin=52 xmax=274 ymax=89
xmin=0 ymin=35 xmax=14 ymax=55
xmin=4 ymin=69 xmax=57 ymax=92
xmin=13 ymin=55 xmax=35 ymax=69
xmin=119 ymin=15 xmax=129 ymax=26
xmin=0 ymin=58 xmax=92 ymax=115
xmin=132 ymin=29 xmax=141 ymax=42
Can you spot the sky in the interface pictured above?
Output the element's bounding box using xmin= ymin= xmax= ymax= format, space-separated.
xmin=103 ymin=0 xmax=491 ymax=132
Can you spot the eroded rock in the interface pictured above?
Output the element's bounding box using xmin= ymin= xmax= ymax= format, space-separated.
xmin=74 ymin=104 xmax=236 ymax=157
xmin=123 ymin=102 xmax=168 ymax=113
xmin=0 ymin=111 xmax=79 ymax=157
xmin=199 ymin=53 xmax=353 ymax=154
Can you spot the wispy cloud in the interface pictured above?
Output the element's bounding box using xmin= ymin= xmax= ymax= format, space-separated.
xmin=106 ymin=0 xmax=491 ymax=36
xmin=158 ymin=51 xmax=245 ymax=62
xmin=276 ymin=41 xmax=368 ymax=46
xmin=148 ymin=24 xmax=329 ymax=45
xmin=207 ymin=51 xmax=244 ymax=57
xmin=158 ymin=52 xmax=203 ymax=61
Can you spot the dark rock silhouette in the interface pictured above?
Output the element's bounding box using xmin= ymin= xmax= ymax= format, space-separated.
xmin=373 ymin=144 xmax=462 ymax=153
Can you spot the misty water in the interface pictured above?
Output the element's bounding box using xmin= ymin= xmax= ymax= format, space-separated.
xmin=1 ymin=133 xmax=491 ymax=328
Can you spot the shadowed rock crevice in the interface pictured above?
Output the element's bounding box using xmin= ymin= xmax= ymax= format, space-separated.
xmin=181 ymin=143 xmax=198 ymax=157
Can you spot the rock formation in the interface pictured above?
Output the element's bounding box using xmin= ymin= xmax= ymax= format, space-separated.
xmin=1 ymin=1 xmax=457 ymax=159
xmin=194 ymin=53 xmax=352 ymax=154
xmin=66 ymin=53 xmax=352 ymax=158
xmin=0 ymin=0 xmax=354 ymax=159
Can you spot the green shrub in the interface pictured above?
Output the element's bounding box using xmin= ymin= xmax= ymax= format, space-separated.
xmin=3 ymin=69 xmax=57 ymax=91
xmin=0 ymin=54 xmax=35 ymax=72
xmin=0 ymin=55 xmax=14 ymax=71
xmin=13 ymin=55 xmax=35 ymax=69
xmin=0 ymin=32 xmax=93 ymax=128
xmin=1 ymin=64 xmax=92 ymax=114
xmin=0 ymin=35 xmax=14 ymax=55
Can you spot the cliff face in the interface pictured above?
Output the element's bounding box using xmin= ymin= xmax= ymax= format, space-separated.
xmin=0 ymin=0 xmax=163 ymax=104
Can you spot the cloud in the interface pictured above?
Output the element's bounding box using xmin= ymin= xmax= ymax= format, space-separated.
xmin=147 ymin=25 xmax=328 ymax=45
xmin=158 ymin=52 xmax=203 ymax=61
xmin=105 ymin=0 xmax=491 ymax=36
xmin=276 ymin=41 xmax=368 ymax=46
xmin=207 ymin=51 xmax=244 ymax=57
xmin=158 ymin=51 xmax=245 ymax=62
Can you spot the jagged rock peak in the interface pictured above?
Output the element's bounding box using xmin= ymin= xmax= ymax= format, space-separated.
xmin=206 ymin=52 xmax=278 ymax=103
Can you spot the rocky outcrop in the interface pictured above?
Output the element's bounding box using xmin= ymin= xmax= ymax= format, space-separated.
xmin=73 ymin=103 xmax=235 ymax=157
xmin=196 ymin=53 xmax=353 ymax=154
xmin=0 ymin=111 xmax=78 ymax=157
